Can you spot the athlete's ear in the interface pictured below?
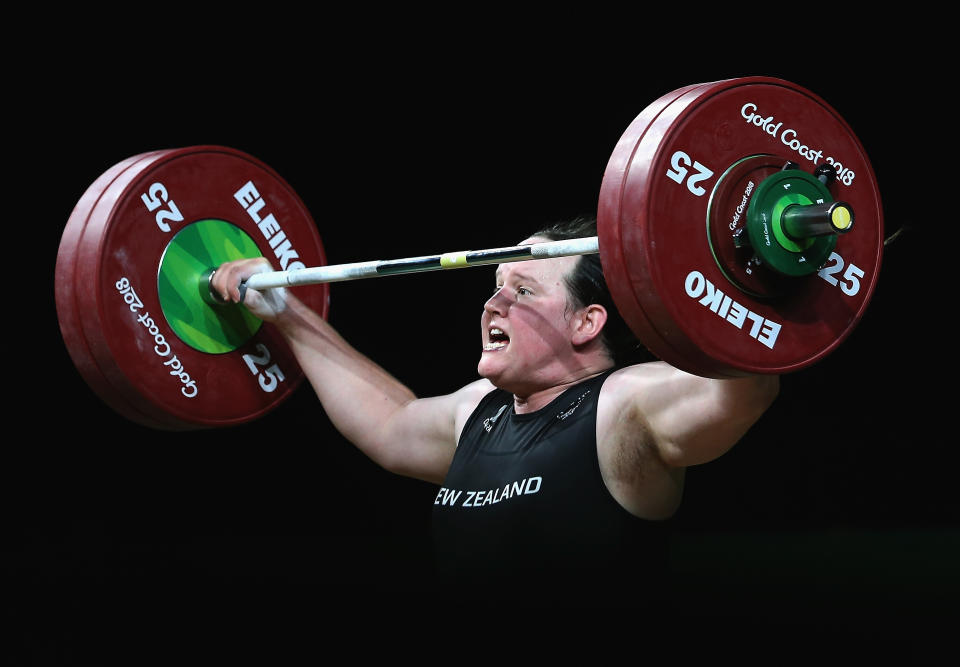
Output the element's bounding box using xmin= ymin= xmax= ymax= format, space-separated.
xmin=571 ymin=304 xmax=607 ymax=346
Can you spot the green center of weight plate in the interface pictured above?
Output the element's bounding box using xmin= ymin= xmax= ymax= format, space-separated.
xmin=158 ymin=219 xmax=263 ymax=354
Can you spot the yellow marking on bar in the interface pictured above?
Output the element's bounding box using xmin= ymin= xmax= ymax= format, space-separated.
xmin=440 ymin=252 xmax=469 ymax=268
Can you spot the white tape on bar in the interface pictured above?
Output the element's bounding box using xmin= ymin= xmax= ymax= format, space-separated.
xmin=531 ymin=237 xmax=599 ymax=258
xmin=245 ymin=261 xmax=383 ymax=290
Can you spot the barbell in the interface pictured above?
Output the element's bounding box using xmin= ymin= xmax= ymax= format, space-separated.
xmin=55 ymin=76 xmax=883 ymax=430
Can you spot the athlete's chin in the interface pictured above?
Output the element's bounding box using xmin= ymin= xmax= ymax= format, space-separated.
xmin=478 ymin=355 xmax=511 ymax=387
xmin=477 ymin=357 xmax=498 ymax=382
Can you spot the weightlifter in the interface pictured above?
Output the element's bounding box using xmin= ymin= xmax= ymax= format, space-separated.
xmin=211 ymin=216 xmax=779 ymax=603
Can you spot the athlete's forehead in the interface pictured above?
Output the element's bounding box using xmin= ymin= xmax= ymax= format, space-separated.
xmin=494 ymin=255 xmax=578 ymax=292
xmin=494 ymin=265 xmax=545 ymax=284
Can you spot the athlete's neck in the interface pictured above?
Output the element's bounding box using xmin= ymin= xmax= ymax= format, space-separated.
xmin=512 ymin=368 xmax=609 ymax=414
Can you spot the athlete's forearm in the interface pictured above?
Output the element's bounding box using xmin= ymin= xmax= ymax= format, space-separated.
xmin=274 ymin=295 xmax=417 ymax=460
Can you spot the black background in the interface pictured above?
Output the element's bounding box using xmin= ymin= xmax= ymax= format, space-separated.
xmin=8 ymin=24 xmax=954 ymax=661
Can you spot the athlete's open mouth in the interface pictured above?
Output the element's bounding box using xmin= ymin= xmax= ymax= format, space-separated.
xmin=484 ymin=327 xmax=509 ymax=351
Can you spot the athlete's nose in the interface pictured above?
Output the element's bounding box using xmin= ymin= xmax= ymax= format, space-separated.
xmin=484 ymin=287 xmax=511 ymax=316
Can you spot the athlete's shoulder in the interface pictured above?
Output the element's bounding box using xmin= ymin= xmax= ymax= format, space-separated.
xmin=601 ymin=361 xmax=672 ymax=393
xmin=456 ymin=378 xmax=499 ymax=405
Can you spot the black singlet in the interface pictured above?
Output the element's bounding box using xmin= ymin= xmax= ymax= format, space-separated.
xmin=431 ymin=369 xmax=669 ymax=602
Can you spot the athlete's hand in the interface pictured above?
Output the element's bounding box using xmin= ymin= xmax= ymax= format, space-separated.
xmin=210 ymin=257 xmax=289 ymax=322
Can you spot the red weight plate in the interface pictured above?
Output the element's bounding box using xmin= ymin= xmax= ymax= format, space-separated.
xmin=68 ymin=146 xmax=330 ymax=429
xmin=605 ymin=77 xmax=883 ymax=377
xmin=56 ymin=150 xmax=180 ymax=429
xmin=600 ymin=79 xmax=742 ymax=377
xmin=598 ymin=81 xmax=718 ymax=371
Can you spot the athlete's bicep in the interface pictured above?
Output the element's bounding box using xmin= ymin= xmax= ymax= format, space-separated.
xmin=376 ymin=379 xmax=494 ymax=483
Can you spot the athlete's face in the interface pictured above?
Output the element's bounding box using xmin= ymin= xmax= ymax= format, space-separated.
xmin=478 ymin=237 xmax=583 ymax=394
